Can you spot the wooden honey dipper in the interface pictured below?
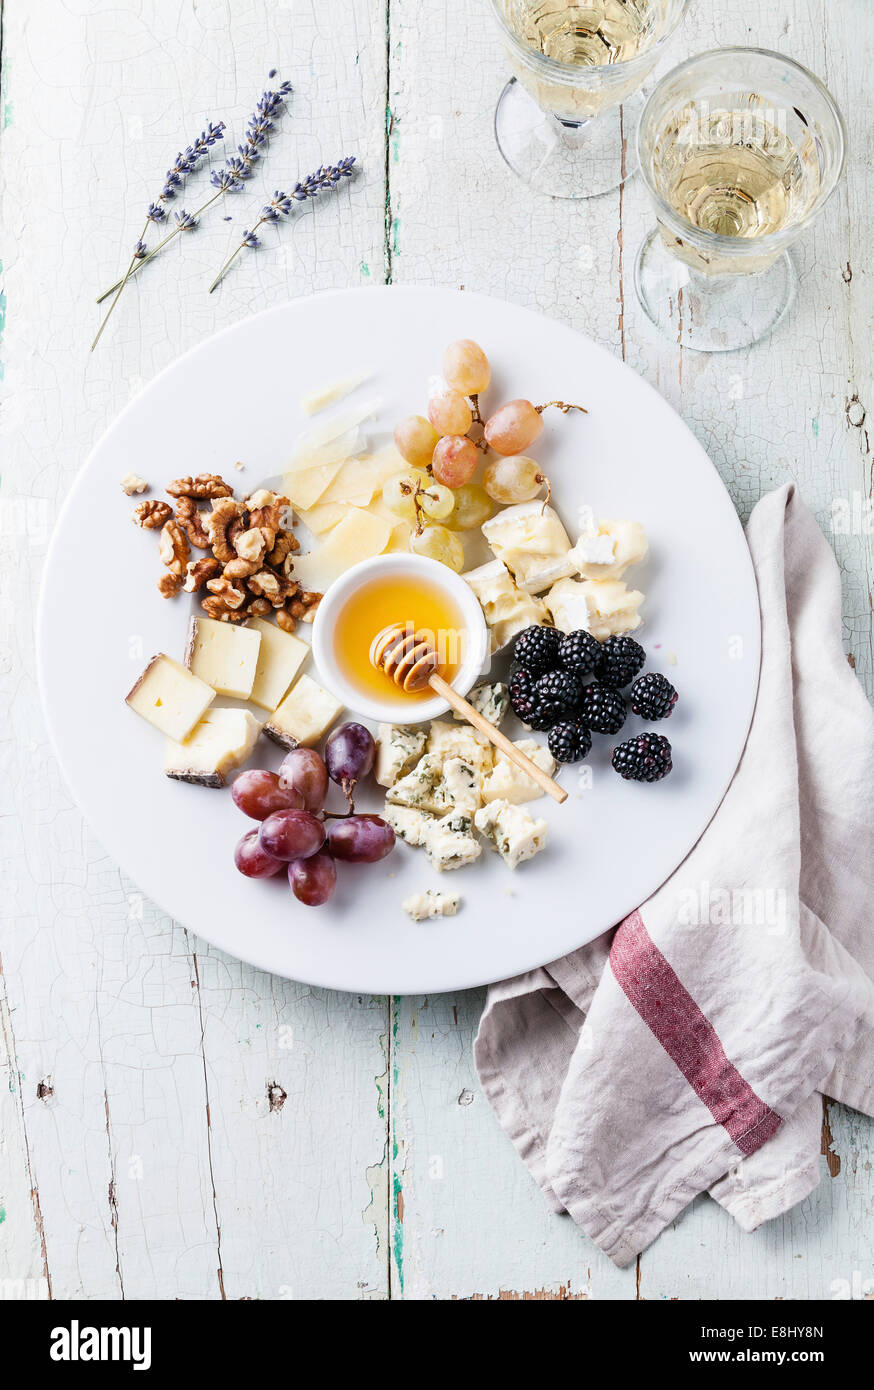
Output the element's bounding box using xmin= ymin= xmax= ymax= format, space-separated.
xmin=370 ymin=623 xmax=567 ymax=805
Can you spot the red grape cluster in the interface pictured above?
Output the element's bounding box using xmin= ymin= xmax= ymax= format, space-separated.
xmin=231 ymin=722 xmax=395 ymax=907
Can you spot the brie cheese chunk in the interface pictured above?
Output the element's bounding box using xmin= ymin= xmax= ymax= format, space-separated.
xmin=480 ymin=739 xmax=556 ymax=805
xmin=474 ymin=799 xmax=548 ymax=870
xmin=570 ymin=519 xmax=648 ymax=581
xmin=163 ymin=708 xmax=262 ymax=788
xmin=546 ymin=577 xmax=644 ymax=640
xmin=402 ymin=890 xmax=461 ymax=922
xmin=264 ymin=673 xmax=343 ymax=749
xmin=424 ymin=812 xmax=482 ymax=872
xmin=481 ymin=503 xmax=575 ymax=593
xmin=375 ymin=724 xmax=428 ymax=787
xmin=185 ymin=616 xmax=261 ymax=700
xmin=126 ymin=654 xmax=215 ymax=743
xmin=453 ymin=682 xmax=509 ymax=727
xmin=247 ymin=618 xmax=309 ymax=712
xmin=463 ymin=560 xmax=548 ymax=652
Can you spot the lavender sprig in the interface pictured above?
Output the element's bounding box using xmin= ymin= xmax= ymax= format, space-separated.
xmin=94 ymin=83 xmax=294 ymax=307
xmin=91 ymin=120 xmax=226 ymax=350
xmin=207 ymin=156 xmax=357 ymax=293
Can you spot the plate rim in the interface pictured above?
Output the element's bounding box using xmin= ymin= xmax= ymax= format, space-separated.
xmin=37 ymin=285 xmax=761 ymax=993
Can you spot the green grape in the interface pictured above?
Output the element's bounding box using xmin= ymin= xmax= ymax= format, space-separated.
xmin=428 ymin=389 xmax=473 ymax=437
xmin=410 ymin=524 xmax=465 ymax=572
xmin=483 ymin=454 xmax=545 ymax=504
xmin=382 ymin=469 xmax=429 ymax=519
xmin=447 ymin=483 xmax=493 ymax=531
xmin=442 ymin=339 xmax=491 ymax=396
xmin=419 ymin=482 xmax=455 ymax=521
xmin=394 ymin=415 xmax=440 ymax=469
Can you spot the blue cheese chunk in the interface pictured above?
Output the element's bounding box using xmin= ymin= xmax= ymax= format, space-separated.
xmin=441 ymin=757 xmax=482 ymax=816
xmin=384 ymin=804 xmax=434 ymax=847
xmin=480 ymin=739 xmax=556 ymax=805
xmin=453 ymin=682 xmax=509 ymax=727
xmin=474 ymin=799 xmax=548 ymax=869
xmin=386 ymin=754 xmax=452 ymax=815
xmin=427 ymin=719 xmax=493 ymax=779
xmin=424 ymin=812 xmax=482 ymax=872
xmin=375 ymin=723 xmax=428 ymax=787
xmin=402 ymin=890 xmax=461 ymax=922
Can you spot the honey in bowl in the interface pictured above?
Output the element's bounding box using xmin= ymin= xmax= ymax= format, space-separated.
xmin=332 ymin=570 xmax=466 ymax=709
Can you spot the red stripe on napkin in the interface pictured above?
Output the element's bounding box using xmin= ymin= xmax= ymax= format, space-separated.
xmin=610 ymin=911 xmax=781 ymax=1156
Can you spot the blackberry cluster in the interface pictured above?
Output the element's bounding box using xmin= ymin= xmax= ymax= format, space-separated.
xmin=611 ymin=733 xmax=673 ymax=783
xmin=507 ymin=624 xmax=680 ymax=782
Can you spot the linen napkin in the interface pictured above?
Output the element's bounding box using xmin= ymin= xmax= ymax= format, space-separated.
xmin=474 ymin=484 xmax=874 ymax=1267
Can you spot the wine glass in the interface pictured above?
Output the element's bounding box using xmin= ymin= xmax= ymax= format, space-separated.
xmin=634 ymin=47 xmax=847 ymax=351
xmin=488 ymin=0 xmax=691 ymax=198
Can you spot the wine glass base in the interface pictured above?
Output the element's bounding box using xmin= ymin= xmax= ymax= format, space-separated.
xmin=634 ymin=229 xmax=797 ymax=352
xmin=494 ymin=78 xmax=640 ymax=199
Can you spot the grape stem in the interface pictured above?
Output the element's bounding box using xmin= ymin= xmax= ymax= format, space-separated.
xmin=469 ymin=393 xmax=484 ymax=425
xmin=535 ymin=400 xmax=588 ymax=415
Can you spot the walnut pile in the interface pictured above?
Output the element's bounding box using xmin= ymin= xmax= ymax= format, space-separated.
xmin=133 ymin=472 xmax=322 ymax=632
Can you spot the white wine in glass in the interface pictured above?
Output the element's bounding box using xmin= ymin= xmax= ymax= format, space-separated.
xmin=635 ymin=48 xmax=846 ymax=350
xmin=489 ymin=0 xmax=690 ymax=198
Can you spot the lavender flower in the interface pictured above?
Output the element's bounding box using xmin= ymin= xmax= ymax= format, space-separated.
xmin=208 ymin=155 xmax=356 ymax=292
xmin=174 ymin=210 xmax=198 ymax=231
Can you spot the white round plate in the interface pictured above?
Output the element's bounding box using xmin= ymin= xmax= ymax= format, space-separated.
xmin=38 ymin=287 xmax=760 ymax=994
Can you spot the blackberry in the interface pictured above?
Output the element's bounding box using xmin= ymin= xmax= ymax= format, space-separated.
xmin=594 ymin=635 xmax=645 ymax=688
xmin=611 ymin=732 xmax=673 ymax=782
xmin=519 ymin=670 xmax=581 ymax=731
xmin=548 ymin=719 xmax=592 ymax=764
xmin=578 ymin=682 xmax=626 ymax=735
xmin=557 ymin=629 xmax=601 ymax=677
xmin=513 ymin=624 xmax=561 ymax=675
xmin=629 ymin=672 xmax=678 ymax=721
xmin=508 ymin=664 xmax=536 ymax=722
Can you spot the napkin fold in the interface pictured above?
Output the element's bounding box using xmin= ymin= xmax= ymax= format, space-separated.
xmin=474 ymin=484 xmax=874 ymax=1266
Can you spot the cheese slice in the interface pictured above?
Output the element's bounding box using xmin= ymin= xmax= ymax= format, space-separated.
xmin=295 ymin=501 xmax=351 ymax=535
xmin=317 ymin=446 xmax=407 ymax=509
xmin=285 ymin=457 xmax=347 ymax=511
xmin=126 ymin=654 xmax=215 ymax=742
xmin=163 ymin=708 xmax=263 ymax=787
xmin=292 ymin=507 xmax=394 ymax=592
xmin=184 ymin=616 xmax=261 ymax=699
xmin=300 ymin=370 xmax=373 ymax=415
xmin=247 ymin=617 xmax=310 ymax=711
xmin=264 ymin=673 xmax=343 ymax=749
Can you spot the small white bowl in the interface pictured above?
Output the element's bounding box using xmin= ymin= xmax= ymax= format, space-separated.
xmin=311 ymin=552 xmax=489 ymax=725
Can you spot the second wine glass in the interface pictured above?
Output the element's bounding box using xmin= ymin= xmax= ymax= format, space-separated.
xmin=489 ymin=0 xmax=691 ymax=198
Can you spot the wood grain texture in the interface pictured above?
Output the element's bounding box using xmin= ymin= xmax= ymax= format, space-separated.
xmin=0 ymin=0 xmax=871 ymax=1301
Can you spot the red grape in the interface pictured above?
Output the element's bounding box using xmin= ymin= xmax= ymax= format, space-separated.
xmin=278 ymin=747 xmax=329 ymax=813
xmin=259 ymin=808 xmax=326 ymax=862
xmin=234 ymin=829 xmax=286 ymax=879
xmin=442 ymin=339 xmax=490 ymax=396
xmin=288 ymin=849 xmax=337 ymax=906
xmin=327 ymin=815 xmax=396 ymax=864
xmin=483 ymin=399 xmax=543 ymax=455
xmin=432 ymin=435 xmax=478 ymax=487
xmin=428 ymin=389 xmax=472 ymax=437
xmin=325 ymin=722 xmax=375 ymax=792
xmin=232 ymin=769 xmax=304 ymax=820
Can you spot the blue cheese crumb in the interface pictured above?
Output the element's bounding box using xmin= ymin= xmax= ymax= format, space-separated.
xmin=402 ymin=890 xmax=461 ymax=922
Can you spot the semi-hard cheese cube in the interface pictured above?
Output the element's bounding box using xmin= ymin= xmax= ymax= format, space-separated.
xmin=185 ymin=616 xmax=261 ymax=700
xmin=126 ymin=654 xmax=215 ymax=743
xmin=247 ymin=618 xmax=309 ymax=711
xmin=481 ymin=503 xmax=575 ymax=593
xmin=402 ymin=890 xmax=460 ymax=921
xmin=163 ymin=708 xmax=262 ymax=788
xmin=546 ymin=577 xmax=644 ymax=640
xmin=263 ymin=673 xmax=343 ymax=749
xmin=474 ymin=799 xmax=548 ymax=870
xmin=480 ymin=739 xmax=556 ymax=805
xmin=375 ymin=724 xmax=428 ymax=787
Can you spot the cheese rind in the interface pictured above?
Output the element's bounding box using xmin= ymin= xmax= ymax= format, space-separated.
xmin=569 ymin=519 xmax=648 ymax=581
xmin=185 ymin=616 xmax=261 ymax=700
xmin=163 ymin=708 xmax=263 ymax=787
xmin=546 ymin=577 xmax=644 ymax=640
xmin=263 ymin=673 xmax=343 ymax=749
xmin=126 ymin=654 xmax=215 ymax=742
xmin=247 ymin=618 xmax=309 ymax=712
